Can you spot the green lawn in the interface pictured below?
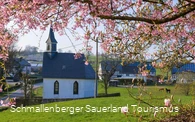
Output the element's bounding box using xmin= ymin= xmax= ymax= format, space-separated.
xmin=0 ymin=84 xmax=194 ymax=122
xmin=34 ymin=87 xmax=43 ymax=97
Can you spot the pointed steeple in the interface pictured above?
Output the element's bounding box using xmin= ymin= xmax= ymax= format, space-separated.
xmin=46 ymin=26 xmax=57 ymax=52
xmin=46 ymin=25 xmax=58 ymax=59
xmin=46 ymin=26 xmax=57 ymax=44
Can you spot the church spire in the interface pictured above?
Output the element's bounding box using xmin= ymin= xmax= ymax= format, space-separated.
xmin=46 ymin=25 xmax=58 ymax=59
xmin=46 ymin=26 xmax=58 ymax=52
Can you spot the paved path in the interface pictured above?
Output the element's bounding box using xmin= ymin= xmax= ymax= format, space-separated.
xmin=0 ymin=82 xmax=43 ymax=101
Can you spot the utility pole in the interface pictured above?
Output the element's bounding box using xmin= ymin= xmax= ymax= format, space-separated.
xmin=94 ymin=39 xmax=98 ymax=98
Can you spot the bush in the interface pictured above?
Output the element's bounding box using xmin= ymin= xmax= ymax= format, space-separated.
xmin=176 ymin=82 xmax=195 ymax=96
xmin=97 ymin=93 xmax=120 ymax=98
xmin=0 ymin=107 xmax=9 ymax=112
xmin=158 ymin=104 xmax=195 ymax=122
xmin=34 ymin=78 xmax=43 ymax=84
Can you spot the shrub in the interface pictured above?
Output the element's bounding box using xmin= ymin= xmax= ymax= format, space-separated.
xmin=0 ymin=107 xmax=9 ymax=112
xmin=158 ymin=104 xmax=195 ymax=122
xmin=176 ymin=82 xmax=195 ymax=96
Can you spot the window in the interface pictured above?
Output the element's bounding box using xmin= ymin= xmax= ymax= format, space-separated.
xmin=73 ymin=81 xmax=78 ymax=94
xmin=54 ymin=80 xmax=59 ymax=94
xmin=47 ymin=44 xmax=50 ymax=51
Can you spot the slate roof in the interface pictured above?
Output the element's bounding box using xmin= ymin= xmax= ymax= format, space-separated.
xmin=100 ymin=61 xmax=156 ymax=74
xmin=42 ymin=52 xmax=95 ymax=79
xmin=145 ymin=62 xmax=156 ymax=72
xmin=123 ymin=62 xmax=156 ymax=74
xmin=15 ymin=58 xmax=31 ymax=67
xmin=100 ymin=61 xmax=122 ymax=72
xmin=46 ymin=27 xmax=57 ymax=44
xmin=122 ymin=66 xmax=139 ymax=74
xmin=172 ymin=63 xmax=195 ymax=74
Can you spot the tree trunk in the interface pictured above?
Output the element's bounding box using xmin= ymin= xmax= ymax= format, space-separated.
xmin=0 ymin=67 xmax=3 ymax=79
xmin=0 ymin=66 xmax=6 ymax=91
xmin=23 ymin=76 xmax=28 ymax=106
xmin=104 ymin=81 xmax=108 ymax=95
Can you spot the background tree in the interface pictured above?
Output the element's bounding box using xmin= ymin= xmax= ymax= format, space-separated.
xmin=0 ymin=30 xmax=17 ymax=91
xmin=20 ymin=45 xmax=38 ymax=56
xmin=176 ymin=71 xmax=195 ymax=95
xmin=21 ymin=74 xmax=35 ymax=106
xmin=58 ymin=49 xmax=63 ymax=53
xmin=100 ymin=53 xmax=120 ymax=95
xmin=4 ymin=43 xmax=21 ymax=76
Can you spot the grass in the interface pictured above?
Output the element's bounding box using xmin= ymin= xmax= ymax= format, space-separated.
xmin=155 ymin=68 xmax=171 ymax=78
xmin=0 ymin=84 xmax=194 ymax=122
xmin=88 ymin=55 xmax=103 ymax=70
xmin=34 ymin=87 xmax=43 ymax=97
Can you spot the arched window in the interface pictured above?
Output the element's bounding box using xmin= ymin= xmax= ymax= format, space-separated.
xmin=47 ymin=44 xmax=50 ymax=51
xmin=54 ymin=80 xmax=59 ymax=94
xmin=73 ymin=81 xmax=78 ymax=94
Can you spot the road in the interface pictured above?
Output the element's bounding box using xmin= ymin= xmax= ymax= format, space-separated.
xmin=0 ymin=82 xmax=43 ymax=101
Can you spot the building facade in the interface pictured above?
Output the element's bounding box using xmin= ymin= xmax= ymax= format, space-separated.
xmin=42 ymin=27 xmax=95 ymax=99
xmin=172 ymin=63 xmax=195 ymax=83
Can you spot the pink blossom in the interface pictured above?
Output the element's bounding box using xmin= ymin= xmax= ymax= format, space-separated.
xmin=152 ymin=62 xmax=156 ymax=67
xmin=84 ymin=60 xmax=89 ymax=65
xmin=84 ymin=33 xmax=90 ymax=40
xmin=154 ymin=111 xmax=157 ymax=117
xmin=121 ymin=106 xmax=128 ymax=116
xmin=191 ymin=49 xmax=195 ymax=55
xmin=136 ymin=23 xmax=142 ymax=29
xmin=74 ymin=53 xmax=82 ymax=59
xmin=158 ymin=62 xmax=164 ymax=68
xmin=141 ymin=70 xmax=148 ymax=76
xmin=0 ymin=84 xmax=3 ymax=92
xmin=173 ymin=7 xmax=178 ymax=12
xmin=0 ymin=100 xmax=3 ymax=105
xmin=137 ymin=0 xmax=142 ymax=6
xmin=86 ymin=46 xmax=92 ymax=51
xmin=0 ymin=97 xmax=16 ymax=107
xmin=164 ymin=99 xmax=171 ymax=107
xmin=159 ymin=79 xmax=163 ymax=84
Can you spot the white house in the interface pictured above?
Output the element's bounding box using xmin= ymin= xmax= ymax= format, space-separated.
xmin=171 ymin=63 xmax=195 ymax=82
xmin=98 ymin=61 xmax=156 ymax=83
xmin=42 ymin=27 xmax=95 ymax=99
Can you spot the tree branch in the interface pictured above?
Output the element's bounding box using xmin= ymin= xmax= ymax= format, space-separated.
xmin=143 ymin=0 xmax=165 ymax=5
xmin=98 ymin=5 xmax=195 ymax=24
xmin=184 ymin=0 xmax=195 ymax=4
